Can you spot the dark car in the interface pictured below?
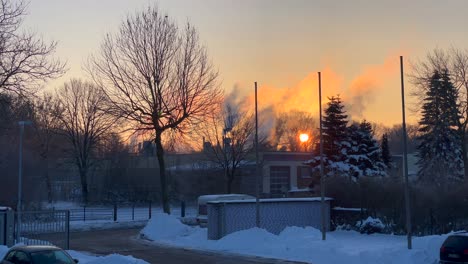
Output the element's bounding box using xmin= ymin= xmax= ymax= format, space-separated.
xmin=440 ymin=233 xmax=468 ymax=263
xmin=1 ymin=245 xmax=78 ymax=264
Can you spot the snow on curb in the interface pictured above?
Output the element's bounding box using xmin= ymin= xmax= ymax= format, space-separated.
xmin=68 ymin=251 xmax=149 ymax=264
xmin=141 ymin=213 xmax=448 ymax=264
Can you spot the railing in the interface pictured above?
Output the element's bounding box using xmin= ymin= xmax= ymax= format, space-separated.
xmin=67 ymin=202 xmax=196 ymax=222
xmin=15 ymin=210 xmax=70 ymax=249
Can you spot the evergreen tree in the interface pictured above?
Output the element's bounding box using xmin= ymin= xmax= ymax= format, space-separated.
xmin=358 ymin=120 xmax=386 ymax=176
xmin=346 ymin=123 xmax=367 ymax=180
xmin=417 ymin=70 xmax=463 ymax=184
xmin=381 ymin=133 xmax=391 ymax=167
xmin=320 ymin=95 xmax=349 ymax=162
xmin=347 ymin=120 xmax=387 ymax=180
xmin=313 ymin=95 xmax=351 ymax=176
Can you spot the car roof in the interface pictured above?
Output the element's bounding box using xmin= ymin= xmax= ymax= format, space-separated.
xmin=10 ymin=245 xmax=62 ymax=253
xmin=450 ymin=231 xmax=468 ymax=235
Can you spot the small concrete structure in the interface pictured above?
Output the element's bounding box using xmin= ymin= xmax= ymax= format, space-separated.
xmin=207 ymin=197 xmax=332 ymax=240
xmin=0 ymin=208 xmax=14 ymax=247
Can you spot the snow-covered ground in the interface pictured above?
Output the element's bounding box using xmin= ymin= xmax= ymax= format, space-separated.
xmin=0 ymin=245 xmax=148 ymax=264
xmin=141 ymin=213 xmax=447 ymax=264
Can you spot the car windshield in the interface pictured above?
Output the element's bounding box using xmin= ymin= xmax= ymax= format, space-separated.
xmin=30 ymin=250 xmax=74 ymax=264
xmin=444 ymin=236 xmax=468 ymax=249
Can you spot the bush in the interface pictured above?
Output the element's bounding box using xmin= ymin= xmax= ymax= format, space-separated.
xmin=357 ymin=217 xmax=385 ymax=234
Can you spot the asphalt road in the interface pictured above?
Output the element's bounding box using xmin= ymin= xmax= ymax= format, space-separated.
xmin=67 ymin=228 xmax=309 ymax=264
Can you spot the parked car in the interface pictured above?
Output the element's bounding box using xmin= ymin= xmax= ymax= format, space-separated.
xmin=440 ymin=232 xmax=468 ymax=263
xmin=197 ymin=194 xmax=255 ymax=226
xmin=1 ymin=245 xmax=78 ymax=264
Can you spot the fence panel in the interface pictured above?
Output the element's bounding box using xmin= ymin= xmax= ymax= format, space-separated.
xmin=15 ymin=210 xmax=70 ymax=249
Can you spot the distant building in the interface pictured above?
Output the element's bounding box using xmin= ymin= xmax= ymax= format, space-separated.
xmin=259 ymin=152 xmax=318 ymax=198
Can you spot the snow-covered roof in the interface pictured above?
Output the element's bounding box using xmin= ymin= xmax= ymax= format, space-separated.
xmin=288 ymin=187 xmax=311 ymax=193
xmin=198 ymin=194 xmax=255 ymax=203
xmin=333 ymin=207 xmax=362 ymax=212
xmin=207 ymin=197 xmax=333 ymax=204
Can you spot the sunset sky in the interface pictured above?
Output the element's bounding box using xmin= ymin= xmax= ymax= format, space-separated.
xmin=24 ymin=0 xmax=468 ymax=126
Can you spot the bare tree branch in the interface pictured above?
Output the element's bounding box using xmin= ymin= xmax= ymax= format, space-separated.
xmin=55 ymin=79 xmax=116 ymax=204
xmin=0 ymin=0 xmax=66 ymax=96
xmin=88 ymin=6 xmax=222 ymax=213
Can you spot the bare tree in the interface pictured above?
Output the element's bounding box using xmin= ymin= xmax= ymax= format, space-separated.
xmin=32 ymin=93 xmax=61 ymax=203
xmin=272 ymin=110 xmax=318 ymax=152
xmin=202 ymin=102 xmax=255 ymax=194
xmin=410 ymin=48 xmax=468 ymax=179
xmin=0 ymin=0 xmax=65 ymax=95
xmin=88 ymin=6 xmax=221 ymax=213
xmin=56 ymin=79 xmax=115 ymax=204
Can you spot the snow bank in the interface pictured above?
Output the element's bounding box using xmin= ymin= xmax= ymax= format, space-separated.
xmin=0 ymin=245 xmax=8 ymax=259
xmin=141 ymin=213 xmax=448 ymax=264
xmin=140 ymin=213 xmax=195 ymax=240
xmin=75 ymin=253 xmax=149 ymax=264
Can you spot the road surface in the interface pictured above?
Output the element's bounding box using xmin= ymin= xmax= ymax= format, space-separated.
xmin=68 ymin=228 xmax=309 ymax=264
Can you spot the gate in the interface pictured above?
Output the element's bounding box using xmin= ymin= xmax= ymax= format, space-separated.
xmin=15 ymin=210 xmax=70 ymax=249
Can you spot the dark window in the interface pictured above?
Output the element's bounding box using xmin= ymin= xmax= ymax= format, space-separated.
xmin=298 ymin=166 xmax=312 ymax=178
xmin=31 ymin=250 xmax=74 ymax=264
xmin=270 ymin=166 xmax=290 ymax=195
xmin=5 ymin=251 xmax=17 ymax=262
xmin=444 ymin=236 xmax=468 ymax=249
xmin=8 ymin=251 xmax=31 ymax=264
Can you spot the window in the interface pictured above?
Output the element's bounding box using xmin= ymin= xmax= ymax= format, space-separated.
xmin=270 ymin=166 xmax=290 ymax=195
xmin=298 ymin=166 xmax=312 ymax=178
xmin=7 ymin=251 xmax=31 ymax=264
xmin=31 ymin=250 xmax=74 ymax=264
xmin=5 ymin=251 xmax=17 ymax=262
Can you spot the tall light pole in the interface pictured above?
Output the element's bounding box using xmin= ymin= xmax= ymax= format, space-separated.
xmin=255 ymin=81 xmax=260 ymax=228
xmin=400 ymin=56 xmax=412 ymax=249
xmin=17 ymin=120 xmax=32 ymax=243
xmin=318 ymin=72 xmax=326 ymax=241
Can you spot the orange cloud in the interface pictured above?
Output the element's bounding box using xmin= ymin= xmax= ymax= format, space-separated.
xmin=230 ymin=51 xmax=408 ymax=127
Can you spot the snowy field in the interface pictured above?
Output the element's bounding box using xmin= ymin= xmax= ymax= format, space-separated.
xmin=141 ymin=213 xmax=448 ymax=264
xmin=0 ymin=246 xmax=148 ymax=264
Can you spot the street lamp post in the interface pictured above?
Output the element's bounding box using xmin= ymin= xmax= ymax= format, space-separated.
xmin=17 ymin=120 xmax=32 ymax=243
xmin=318 ymin=72 xmax=326 ymax=241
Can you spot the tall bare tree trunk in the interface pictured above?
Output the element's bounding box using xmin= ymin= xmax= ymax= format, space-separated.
xmin=155 ymin=133 xmax=170 ymax=214
xmin=79 ymin=167 xmax=89 ymax=204
xmin=44 ymin=156 xmax=52 ymax=203
xmin=461 ymin=130 xmax=468 ymax=179
xmin=226 ymin=174 xmax=233 ymax=194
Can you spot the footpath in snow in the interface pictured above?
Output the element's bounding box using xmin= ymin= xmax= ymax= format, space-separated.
xmin=141 ymin=213 xmax=447 ymax=264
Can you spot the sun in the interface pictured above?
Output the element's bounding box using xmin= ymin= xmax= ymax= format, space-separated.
xmin=299 ymin=133 xmax=309 ymax=143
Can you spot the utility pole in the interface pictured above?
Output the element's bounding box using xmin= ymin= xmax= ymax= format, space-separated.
xmin=255 ymin=82 xmax=260 ymax=228
xmin=17 ymin=120 xmax=32 ymax=243
xmin=400 ymin=56 xmax=412 ymax=249
xmin=318 ymin=72 xmax=326 ymax=241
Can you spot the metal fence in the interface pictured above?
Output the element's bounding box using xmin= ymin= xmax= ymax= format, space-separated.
xmin=15 ymin=210 xmax=70 ymax=249
xmin=68 ymin=202 xmax=195 ymax=222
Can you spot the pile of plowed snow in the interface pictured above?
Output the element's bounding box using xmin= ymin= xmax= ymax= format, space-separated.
xmin=141 ymin=213 xmax=448 ymax=264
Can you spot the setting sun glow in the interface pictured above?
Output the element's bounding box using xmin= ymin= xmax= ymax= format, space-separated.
xmin=299 ymin=133 xmax=309 ymax=143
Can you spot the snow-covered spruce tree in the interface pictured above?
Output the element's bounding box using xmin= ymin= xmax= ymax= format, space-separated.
xmin=346 ymin=121 xmax=387 ymax=180
xmin=314 ymin=95 xmax=351 ymax=176
xmin=381 ymin=133 xmax=391 ymax=168
xmin=358 ymin=120 xmax=387 ymax=176
xmin=346 ymin=123 xmax=367 ymax=180
xmin=417 ymin=70 xmax=463 ymax=185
